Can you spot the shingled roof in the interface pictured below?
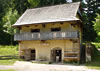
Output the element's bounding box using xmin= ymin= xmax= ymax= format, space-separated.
xmin=13 ymin=2 xmax=80 ymax=26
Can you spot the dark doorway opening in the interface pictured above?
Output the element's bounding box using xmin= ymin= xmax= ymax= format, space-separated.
xmin=51 ymin=48 xmax=62 ymax=62
xmin=31 ymin=49 xmax=35 ymax=60
xmin=55 ymin=50 xmax=62 ymax=62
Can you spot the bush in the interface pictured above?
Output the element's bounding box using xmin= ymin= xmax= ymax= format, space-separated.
xmin=92 ymin=43 xmax=100 ymax=49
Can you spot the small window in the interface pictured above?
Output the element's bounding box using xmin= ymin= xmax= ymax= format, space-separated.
xmin=31 ymin=29 xmax=40 ymax=33
xmin=51 ymin=27 xmax=61 ymax=32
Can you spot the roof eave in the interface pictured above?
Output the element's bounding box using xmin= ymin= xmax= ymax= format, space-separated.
xmin=12 ymin=19 xmax=80 ymax=27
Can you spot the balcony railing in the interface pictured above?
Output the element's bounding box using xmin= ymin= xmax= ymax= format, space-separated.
xmin=14 ymin=31 xmax=79 ymax=41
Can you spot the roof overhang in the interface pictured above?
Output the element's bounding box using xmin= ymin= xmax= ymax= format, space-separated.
xmin=13 ymin=16 xmax=80 ymax=27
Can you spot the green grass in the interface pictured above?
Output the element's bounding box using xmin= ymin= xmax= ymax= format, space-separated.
xmin=0 ymin=45 xmax=18 ymax=56
xmin=0 ymin=59 xmax=18 ymax=65
xmin=86 ymin=62 xmax=100 ymax=69
xmin=0 ymin=45 xmax=19 ymax=65
xmin=0 ymin=69 xmax=14 ymax=71
xmin=85 ymin=47 xmax=100 ymax=70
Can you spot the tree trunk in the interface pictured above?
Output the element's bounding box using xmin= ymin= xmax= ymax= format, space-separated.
xmin=11 ymin=35 xmax=13 ymax=45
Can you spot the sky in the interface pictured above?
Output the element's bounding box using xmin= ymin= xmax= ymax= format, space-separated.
xmin=67 ymin=0 xmax=86 ymax=3
xmin=67 ymin=0 xmax=72 ymax=2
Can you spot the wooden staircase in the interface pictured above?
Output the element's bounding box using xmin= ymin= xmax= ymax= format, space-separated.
xmin=64 ymin=51 xmax=79 ymax=61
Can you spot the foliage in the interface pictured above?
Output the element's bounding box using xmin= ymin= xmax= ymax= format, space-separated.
xmin=0 ymin=0 xmax=13 ymax=45
xmin=1 ymin=0 xmax=20 ymax=45
xmin=92 ymin=14 xmax=100 ymax=42
xmin=93 ymin=13 xmax=100 ymax=33
xmin=14 ymin=0 xmax=30 ymax=15
xmin=38 ymin=0 xmax=66 ymax=7
xmin=3 ymin=8 xmax=19 ymax=35
xmin=82 ymin=0 xmax=100 ymax=42
xmin=28 ymin=0 xmax=40 ymax=8
xmin=0 ymin=0 xmax=67 ymax=45
xmin=92 ymin=42 xmax=100 ymax=48
xmin=0 ymin=21 xmax=11 ymax=45
xmin=0 ymin=0 xmax=29 ymax=45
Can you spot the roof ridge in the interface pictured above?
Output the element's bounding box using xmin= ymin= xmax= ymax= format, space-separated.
xmin=26 ymin=2 xmax=80 ymax=11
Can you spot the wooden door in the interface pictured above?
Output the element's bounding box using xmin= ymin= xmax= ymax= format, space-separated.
xmin=31 ymin=50 xmax=35 ymax=60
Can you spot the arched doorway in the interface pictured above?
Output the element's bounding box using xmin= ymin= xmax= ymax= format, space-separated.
xmin=51 ymin=47 xmax=62 ymax=62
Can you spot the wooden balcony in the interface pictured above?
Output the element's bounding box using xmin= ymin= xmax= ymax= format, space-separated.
xmin=14 ymin=31 xmax=79 ymax=41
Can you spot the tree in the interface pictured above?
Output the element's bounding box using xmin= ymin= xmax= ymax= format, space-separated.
xmin=82 ymin=0 xmax=100 ymax=42
xmin=0 ymin=0 xmax=14 ymax=45
xmin=28 ymin=0 xmax=66 ymax=8
xmin=39 ymin=0 xmax=66 ymax=6
xmin=28 ymin=0 xmax=40 ymax=8
xmin=2 ymin=0 xmax=20 ymax=45
xmin=3 ymin=8 xmax=19 ymax=45
xmin=93 ymin=13 xmax=100 ymax=42
xmin=93 ymin=13 xmax=100 ymax=33
xmin=14 ymin=0 xmax=30 ymax=15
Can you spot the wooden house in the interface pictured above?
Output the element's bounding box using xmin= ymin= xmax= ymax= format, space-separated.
xmin=13 ymin=2 xmax=83 ymax=63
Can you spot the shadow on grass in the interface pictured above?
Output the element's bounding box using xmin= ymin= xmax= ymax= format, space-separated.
xmin=0 ymin=56 xmax=17 ymax=60
xmin=0 ymin=55 xmax=24 ymax=65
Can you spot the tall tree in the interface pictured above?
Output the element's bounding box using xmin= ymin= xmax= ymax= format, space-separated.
xmin=82 ymin=0 xmax=100 ymax=42
xmin=0 ymin=0 xmax=14 ymax=45
xmin=28 ymin=0 xmax=66 ymax=8
xmin=39 ymin=0 xmax=66 ymax=6
xmin=14 ymin=0 xmax=30 ymax=15
xmin=93 ymin=14 xmax=100 ymax=33
xmin=3 ymin=8 xmax=19 ymax=45
xmin=93 ymin=14 xmax=100 ymax=42
xmin=28 ymin=0 xmax=40 ymax=8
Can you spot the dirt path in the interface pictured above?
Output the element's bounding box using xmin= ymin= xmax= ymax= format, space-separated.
xmin=0 ymin=61 xmax=100 ymax=71
xmin=13 ymin=61 xmax=100 ymax=71
xmin=0 ymin=65 xmax=14 ymax=70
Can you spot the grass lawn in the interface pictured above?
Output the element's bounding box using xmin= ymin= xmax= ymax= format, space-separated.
xmin=0 ymin=59 xmax=18 ymax=65
xmin=85 ymin=61 xmax=100 ymax=70
xmin=0 ymin=45 xmax=18 ymax=65
xmin=0 ymin=46 xmax=18 ymax=56
xmin=85 ymin=47 xmax=100 ymax=70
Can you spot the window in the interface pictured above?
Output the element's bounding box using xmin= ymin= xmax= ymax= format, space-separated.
xmin=51 ymin=27 xmax=61 ymax=32
xmin=31 ymin=29 xmax=40 ymax=33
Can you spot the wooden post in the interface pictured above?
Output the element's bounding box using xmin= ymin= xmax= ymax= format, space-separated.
xmin=25 ymin=49 xmax=31 ymax=61
xmin=86 ymin=43 xmax=92 ymax=62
